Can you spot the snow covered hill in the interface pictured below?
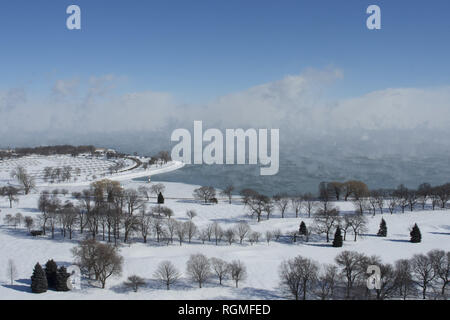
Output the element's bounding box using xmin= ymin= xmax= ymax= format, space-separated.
xmin=0 ymin=178 xmax=449 ymax=300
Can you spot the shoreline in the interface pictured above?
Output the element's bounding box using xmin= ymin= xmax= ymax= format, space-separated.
xmin=35 ymin=161 xmax=185 ymax=188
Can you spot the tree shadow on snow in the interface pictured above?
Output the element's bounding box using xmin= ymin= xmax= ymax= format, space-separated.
xmin=3 ymin=279 xmax=31 ymax=293
xmin=0 ymin=225 xmax=80 ymax=244
xmin=386 ymin=239 xmax=411 ymax=243
xmin=238 ymin=287 xmax=283 ymax=300
xmin=110 ymin=278 xmax=195 ymax=294
xmin=360 ymin=233 xmax=379 ymax=238
xmin=429 ymin=232 xmax=450 ymax=236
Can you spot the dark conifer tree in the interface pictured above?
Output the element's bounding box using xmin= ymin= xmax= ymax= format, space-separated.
xmin=157 ymin=192 xmax=164 ymax=204
xmin=377 ymin=218 xmax=387 ymax=237
xmin=55 ymin=266 xmax=70 ymax=292
xmin=299 ymin=221 xmax=308 ymax=236
xmin=31 ymin=263 xmax=48 ymax=293
xmin=45 ymin=259 xmax=58 ymax=288
xmin=410 ymin=223 xmax=422 ymax=243
xmin=332 ymin=226 xmax=343 ymax=247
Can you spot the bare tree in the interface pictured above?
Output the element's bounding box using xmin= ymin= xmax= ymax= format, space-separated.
xmin=193 ymin=186 xmax=216 ymax=204
xmin=342 ymin=180 xmax=369 ymax=201
xmin=230 ymin=260 xmax=247 ymax=288
xmin=434 ymin=183 xmax=450 ymax=209
xmin=138 ymin=185 xmax=150 ymax=201
xmin=150 ymin=183 xmax=166 ymax=196
xmin=122 ymin=213 xmax=139 ymax=243
xmin=212 ymin=222 xmax=223 ymax=245
xmin=407 ymin=190 xmax=418 ymax=212
xmin=387 ymin=195 xmax=398 ymax=214
xmin=290 ymin=196 xmax=303 ymax=218
xmin=428 ymin=250 xmax=449 ymax=296
xmin=154 ymin=261 xmax=181 ymax=290
xmin=151 ymin=217 xmax=164 ymax=243
xmin=394 ymin=259 xmax=415 ymax=300
xmin=335 ymin=251 xmax=367 ymax=299
xmin=61 ymin=202 xmax=78 ymax=239
xmin=10 ymin=166 xmax=35 ymax=194
xmin=288 ymin=230 xmax=298 ymax=243
xmin=368 ymin=192 xmax=379 ymax=216
xmin=265 ymin=230 xmax=273 ymax=244
xmin=248 ymin=231 xmax=261 ymax=245
xmin=186 ymin=209 xmax=197 ymax=220
xmin=313 ymin=207 xmax=340 ymax=243
xmin=373 ymin=263 xmax=398 ymax=300
xmin=210 ymin=258 xmax=230 ymax=285
xmin=240 ymin=188 xmax=259 ymax=206
xmin=198 ymin=228 xmax=209 ymax=244
xmin=224 ymin=228 xmax=235 ymax=245
xmin=185 ymin=220 xmax=198 ymax=243
xmin=411 ymin=253 xmax=436 ymax=299
xmin=328 ymin=182 xmax=343 ymax=200
xmin=152 ymin=205 xmax=173 ymax=219
xmin=347 ymin=214 xmax=368 ymax=242
xmin=394 ymin=184 xmax=409 ymax=213
xmin=175 ymin=221 xmax=187 ymax=245
xmin=273 ymin=229 xmax=282 ymax=241
xmin=341 ymin=215 xmax=352 ymax=241
xmin=3 ymin=214 xmax=14 ymax=226
xmin=165 ymin=218 xmax=177 ymax=244
xmin=24 ymin=216 xmax=34 ymax=232
xmin=6 ymin=259 xmax=17 ymax=285
xmin=279 ymin=256 xmax=319 ymax=300
xmin=1 ymin=186 xmax=20 ymax=208
xmin=302 ymin=193 xmax=316 ymax=218
xmin=246 ymin=193 xmax=271 ymax=222
xmin=273 ymin=194 xmax=290 ymax=218
xmin=123 ymin=275 xmax=146 ymax=292
xmin=316 ymin=264 xmax=338 ymax=300
xmin=138 ymin=210 xmax=153 ymax=243
xmin=186 ymin=254 xmax=211 ymax=288
xmin=235 ymin=222 xmax=251 ymax=244
xmin=417 ymin=183 xmax=432 ymax=210
xmin=220 ymin=185 xmax=234 ymax=204
xmin=352 ymin=198 xmax=369 ymax=215
xmin=72 ymin=239 xmax=123 ymax=289
xmin=62 ymin=166 xmax=72 ymax=182
xmin=14 ymin=213 xmax=23 ymax=228
xmin=124 ymin=189 xmax=143 ymax=215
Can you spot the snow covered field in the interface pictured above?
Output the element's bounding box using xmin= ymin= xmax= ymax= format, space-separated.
xmin=0 ymin=154 xmax=184 ymax=187
xmin=0 ymin=175 xmax=449 ymax=300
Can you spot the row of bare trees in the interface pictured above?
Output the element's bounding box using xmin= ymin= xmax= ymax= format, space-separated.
xmin=42 ymin=166 xmax=78 ymax=183
xmin=148 ymin=151 xmax=171 ymax=167
xmin=71 ymin=239 xmax=247 ymax=291
xmin=279 ymin=249 xmax=449 ymax=300
xmin=127 ymin=255 xmax=247 ymax=292
xmin=321 ymin=181 xmax=450 ymax=211
xmin=238 ymin=181 xmax=450 ymax=223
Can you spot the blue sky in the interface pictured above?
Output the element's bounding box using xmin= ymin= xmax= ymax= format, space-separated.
xmin=1 ymin=0 xmax=450 ymax=102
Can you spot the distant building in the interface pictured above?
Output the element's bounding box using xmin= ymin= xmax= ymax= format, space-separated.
xmin=94 ymin=148 xmax=116 ymax=156
xmin=94 ymin=148 xmax=107 ymax=155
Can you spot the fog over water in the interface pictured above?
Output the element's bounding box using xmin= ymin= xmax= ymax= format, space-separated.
xmin=2 ymin=69 xmax=450 ymax=194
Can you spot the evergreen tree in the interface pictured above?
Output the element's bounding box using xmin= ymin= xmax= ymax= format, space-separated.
xmin=299 ymin=221 xmax=308 ymax=236
xmin=377 ymin=218 xmax=387 ymax=237
xmin=332 ymin=226 xmax=343 ymax=247
xmin=55 ymin=266 xmax=70 ymax=292
xmin=31 ymin=263 xmax=48 ymax=293
xmin=410 ymin=223 xmax=422 ymax=243
xmin=158 ymin=192 xmax=164 ymax=204
xmin=45 ymin=259 xmax=58 ymax=288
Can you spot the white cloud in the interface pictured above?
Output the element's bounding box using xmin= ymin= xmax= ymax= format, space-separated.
xmin=52 ymin=78 xmax=80 ymax=97
xmin=1 ymin=69 xmax=449 ymax=147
